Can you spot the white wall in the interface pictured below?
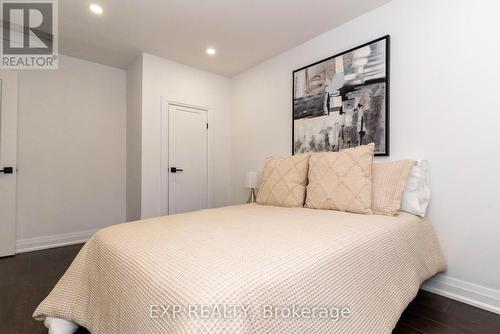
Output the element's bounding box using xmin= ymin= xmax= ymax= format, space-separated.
xmin=231 ymin=0 xmax=500 ymax=310
xmin=16 ymin=55 xmax=126 ymax=250
xmin=126 ymin=55 xmax=143 ymax=221
xmin=140 ymin=53 xmax=232 ymax=218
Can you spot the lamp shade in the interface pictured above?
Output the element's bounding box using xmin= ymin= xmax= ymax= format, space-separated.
xmin=244 ymin=171 xmax=258 ymax=189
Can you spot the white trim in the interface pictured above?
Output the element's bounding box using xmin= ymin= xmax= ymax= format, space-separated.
xmin=166 ymin=100 xmax=209 ymax=112
xmin=160 ymin=98 xmax=210 ymax=216
xmin=15 ymin=229 xmax=98 ymax=254
xmin=160 ymin=97 xmax=169 ymax=216
xmin=422 ymin=274 xmax=500 ymax=315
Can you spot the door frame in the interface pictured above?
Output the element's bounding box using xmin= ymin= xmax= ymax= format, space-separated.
xmin=160 ymin=98 xmax=209 ymax=215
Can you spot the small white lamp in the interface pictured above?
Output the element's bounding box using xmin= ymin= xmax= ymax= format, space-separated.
xmin=244 ymin=171 xmax=259 ymax=203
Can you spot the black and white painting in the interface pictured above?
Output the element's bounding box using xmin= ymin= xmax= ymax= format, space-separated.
xmin=293 ymin=36 xmax=389 ymax=155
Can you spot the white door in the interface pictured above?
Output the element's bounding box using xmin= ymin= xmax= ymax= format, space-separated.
xmin=168 ymin=104 xmax=208 ymax=215
xmin=0 ymin=71 xmax=18 ymax=257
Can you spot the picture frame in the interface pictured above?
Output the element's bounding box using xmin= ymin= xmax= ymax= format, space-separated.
xmin=292 ymin=35 xmax=390 ymax=156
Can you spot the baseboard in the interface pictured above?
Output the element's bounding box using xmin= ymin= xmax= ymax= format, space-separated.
xmin=422 ymin=274 xmax=500 ymax=315
xmin=15 ymin=229 xmax=98 ymax=253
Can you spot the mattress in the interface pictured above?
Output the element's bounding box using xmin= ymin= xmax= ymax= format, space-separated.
xmin=33 ymin=204 xmax=446 ymax=333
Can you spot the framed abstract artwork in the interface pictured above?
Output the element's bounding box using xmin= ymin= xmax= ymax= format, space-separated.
xmin=292 ymin=35 xmax=390 ymax=156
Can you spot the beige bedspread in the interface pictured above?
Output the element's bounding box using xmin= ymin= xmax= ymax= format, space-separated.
xmin=34 ymin=204 xmax=446 ymax=333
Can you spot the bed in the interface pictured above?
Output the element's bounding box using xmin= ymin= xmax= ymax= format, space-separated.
xmin=33 ymin=204 xmax=446 ymax=333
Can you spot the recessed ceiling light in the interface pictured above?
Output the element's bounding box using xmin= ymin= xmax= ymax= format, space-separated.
xmin=206 ymin=48 xmax=216 ymax=56
xmin=89 ymin=4 xmax=103 ymax=15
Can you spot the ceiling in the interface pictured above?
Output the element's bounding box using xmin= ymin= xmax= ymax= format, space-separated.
xmin=58 ymin=0 xmax=391 ymax=77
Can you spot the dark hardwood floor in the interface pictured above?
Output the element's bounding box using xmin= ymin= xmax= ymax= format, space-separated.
xmin=1 ymin=244 xmax=499 ymax=334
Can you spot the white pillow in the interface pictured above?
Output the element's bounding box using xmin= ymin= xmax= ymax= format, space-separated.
xmin=400 ymin=160 xmax=430 ymax=217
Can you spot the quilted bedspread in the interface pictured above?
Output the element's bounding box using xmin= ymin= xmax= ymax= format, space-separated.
xmin=34 ymin=204 xmax=446 ymax=333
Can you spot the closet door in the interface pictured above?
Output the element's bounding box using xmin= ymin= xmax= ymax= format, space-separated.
xmin=168 ymin=104 xmax=208 ymax=215
xmin=0 ymin=71 xmax=18 ymax=257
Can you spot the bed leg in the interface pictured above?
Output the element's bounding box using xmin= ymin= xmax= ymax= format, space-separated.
xmin=44 ymin=317 xmax=79 ymax=334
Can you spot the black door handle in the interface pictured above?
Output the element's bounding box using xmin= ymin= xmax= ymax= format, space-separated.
xmin=170 ymin=167 xmax=184 ymax=173
xmin=0 ymin=167 xmax=14 ymax=174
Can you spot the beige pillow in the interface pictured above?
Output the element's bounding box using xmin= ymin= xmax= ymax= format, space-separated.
xmin=257 ymin=154 xmax=309 ymax=207
xmin=306 ymin=144 xmax=374 ymax=214
xmin=373 ymin=160 xmax=416 ymax=216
